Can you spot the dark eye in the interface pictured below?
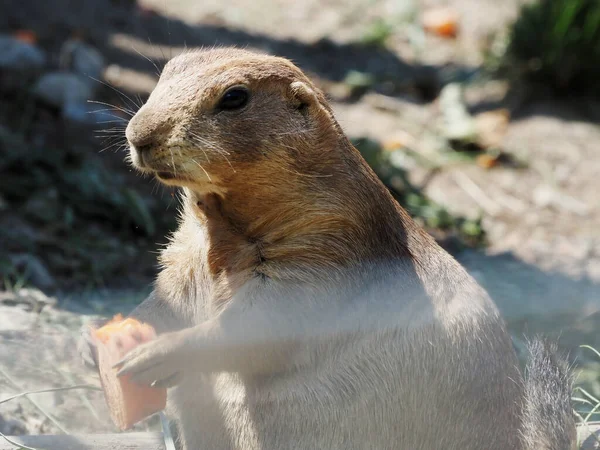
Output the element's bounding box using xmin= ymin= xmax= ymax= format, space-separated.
xmin=217 ymin=87 xmax=249 ymax=111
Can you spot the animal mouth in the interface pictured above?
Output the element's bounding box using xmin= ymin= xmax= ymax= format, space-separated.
xmin=154 ymin=170 xmax=196 ymax=185
xmin=156 ymin=171 xmax=177 ymax=180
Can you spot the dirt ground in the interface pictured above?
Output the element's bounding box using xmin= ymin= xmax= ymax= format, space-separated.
xmin=0 ymin=0 xmax=599 ymax=438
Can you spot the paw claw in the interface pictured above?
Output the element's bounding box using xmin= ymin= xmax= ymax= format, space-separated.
xmin=151 ymin=372 xmax=182 ymax=388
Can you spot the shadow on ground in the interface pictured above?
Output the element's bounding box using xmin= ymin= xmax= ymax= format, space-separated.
xmin=0 ymin=0 xmax=443 ymax=103
xmin=457 ymin=249 xmax=600 ymax=352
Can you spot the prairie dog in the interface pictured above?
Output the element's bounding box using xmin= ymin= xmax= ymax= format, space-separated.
xmin=82 ymin=48 xmax=575 ymax=450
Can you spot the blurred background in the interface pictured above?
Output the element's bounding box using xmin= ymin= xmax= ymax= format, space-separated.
xmin=0 ymin=0 xmax=599 ymax=438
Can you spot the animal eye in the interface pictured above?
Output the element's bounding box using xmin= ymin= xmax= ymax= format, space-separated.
xmin=217 ymin=87 xmax=249 ymax=111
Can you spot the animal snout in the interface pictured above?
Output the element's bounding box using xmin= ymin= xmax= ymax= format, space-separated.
xmin=127 ymin=133 xmax=154 ymax=154
xmin=126 ymin=112 xmax=172 ymax=154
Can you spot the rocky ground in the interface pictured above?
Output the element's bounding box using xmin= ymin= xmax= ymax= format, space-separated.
xmin=0 ymin=0 xmax=599 ymax=438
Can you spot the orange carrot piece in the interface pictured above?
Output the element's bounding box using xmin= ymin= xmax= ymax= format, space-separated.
xmin=93 ymin=315 xmax=167 ymax=430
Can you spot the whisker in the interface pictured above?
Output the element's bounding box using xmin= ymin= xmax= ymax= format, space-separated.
xmin=169 ymin=147 xmax=177 ymax=177
xmin=194 ymin=144 xmax=212 ymax=168
xmin=87 ymin=100 xmax=135 ymax=117
xmin=130 ymin=45 xmax=162 ymax=77
xmin=92 ymin=116 xmax=129 ymax=125
xmin=136 ymin=93 xmax=145 ymax=109
xmin=99 ymin=140 xmax=128 ymax=154
xmin=184 ymin=125 xmax=241 ymax=175
xmin=95 ymin=135 xmax=125 ymax=145
xmin=208 ymin=146 xmax=235 ymax=173
xmin=148 ymin=36 xmax=167 ymax=63
xmin=95 ymin=136 xmax=125 ymax=146
xmin=94 ymin=125 xmax=127 ymax=132
xmin=95 ymin=119 xmax=128 ymax=125
xmin=94 ymin=130 xmax=127 ymax=140
xmin=86 ymin=107 xmax=127 ymax=115
xmin=191 ymin=158 xmax=212 ymax=182
xmin=151 ymin=177 xmax=162 ymax=196
xmin=87 ymin=76 xmax=142 ymax=111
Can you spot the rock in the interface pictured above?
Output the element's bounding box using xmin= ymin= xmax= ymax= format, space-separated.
xmin=22 ymin=188 xmax=60 ymax=223
xmin=12 ymin=30 xmax=38 ymax=45
xmin=33 ymin=72 xmax=95 ymax=109
xmin=382 ymin=131 xmax=417 ymax=152
xmin=64 ymin=100 xmax=123 ymax=126
xmin=0 ymin=305 xmax=37 ymax=331
xmin=0 ymin=35 xmax=46 ymax=72
xmin=438 ymin=83 xmax=477 ymax=142
xmin=533 ymin=184 xmax=590 ymax=216
xmin=9 ymin=255 xmax=56 ymax=290
xmin=474 ymin=109 xmax=510 ymax=149
xmin=0 ymin=413 xmax=27 ymax=436
xmin=0 ymin=35 xmax=46 ymax=90
xmin=15 ymin=288 xmax=57 ymax=307
xmin=60 ymin=39 xmax=105 ymax=82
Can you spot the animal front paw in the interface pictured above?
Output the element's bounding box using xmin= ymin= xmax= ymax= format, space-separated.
xmin=77 ymin=317 xmax=109 ymax=369
xmin=115 ymin=331 xmax=191 ymax=388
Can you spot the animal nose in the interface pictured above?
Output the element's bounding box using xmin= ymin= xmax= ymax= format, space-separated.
xmin=126 ymin=124 xmax=157 ymax=154
xmin=128 ymin=134 xmax=154 ymax=154
xmin=125 ymin=112 xmax=171 ymax=153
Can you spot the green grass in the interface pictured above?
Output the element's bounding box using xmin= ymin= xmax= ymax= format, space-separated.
xmin=505 ymin=0 xmax=600 ymax=95
xmin=352 ymin=137 xmax=486 ymax=246
xmin=573 ymin=345 xmax=600 ymax=425
xmin=360 ymin=19 xmax=395 ymax=47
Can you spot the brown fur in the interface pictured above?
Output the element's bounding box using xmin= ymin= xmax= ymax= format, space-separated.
xmin=82 ymin=47 xmax=575 ymax=450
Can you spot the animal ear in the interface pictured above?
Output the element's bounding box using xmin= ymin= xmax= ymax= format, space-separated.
xmin=289 ymin=81 xmax=318 ymax=105
xmin=288 ymin=81 xmax=320 ymax=111
xmin=288 ymin=81 xmax=333 ymax=122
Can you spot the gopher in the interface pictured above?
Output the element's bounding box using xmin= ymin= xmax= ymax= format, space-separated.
xmin=80 ymin=48 xmax=575 ymax=450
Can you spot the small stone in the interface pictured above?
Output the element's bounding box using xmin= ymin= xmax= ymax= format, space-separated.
xmin=9 ymin=255 xmax=56 ymax=290
xmin=0 ymin=305 xmax=37 ymax=331
xmin=0 ymin=35 xmax=46 ymax=72
xmin=439 ymin=83 xmax=477 ymax=142
xmin=474 ymin=109 xmax=510 ymax=149
xmin=15 ymin=287 xmax=57 ymax=306
xmin=0 ymin=413 xmax=27 ymax=436
xmin=382 ymin=131 xmax=416 ymax=151
xmin=33 ymin=72 xmax=95 ymax=109
xmin=64 ymin=100 xmax=125 ymax=126
xmin=60 ymin=39 xmax=105 ymax=82
xmin=22 ymin=188 xmax=60 ymax=223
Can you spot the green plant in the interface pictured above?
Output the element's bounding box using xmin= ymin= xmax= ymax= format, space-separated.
xmin=351 ymin=137 xmax=486 ymax=246
xmin=361 ymin=19 xmax=395 ymax=47
xmin=505 ymin=0 xmax=600 ymax=94
xmin=573 ymin=345 xmax=600 ymax=426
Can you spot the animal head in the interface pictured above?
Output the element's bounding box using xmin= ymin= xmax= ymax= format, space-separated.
xmin=125 ymin=47 xmax=339 ymax=194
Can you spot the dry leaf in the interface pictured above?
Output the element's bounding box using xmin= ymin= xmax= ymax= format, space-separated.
xmin=474 ymin=109 xmax=510 ymax=149
xmin=382 ymin=131 xmax=416 ymax=151
xmin=476 ymin=153 xmax=499 ymax=169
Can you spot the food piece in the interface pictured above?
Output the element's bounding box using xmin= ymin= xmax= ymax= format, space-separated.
xmin=93 ymin=314 xmax=167 ymax=430
xmin=422 ymin=7 xmax=459 ymax=38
